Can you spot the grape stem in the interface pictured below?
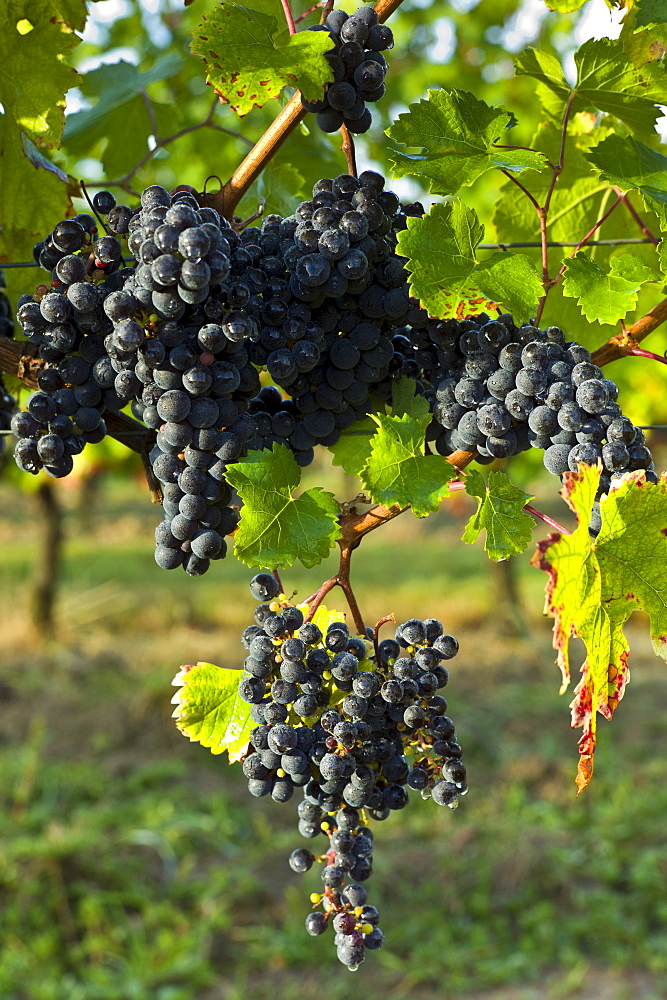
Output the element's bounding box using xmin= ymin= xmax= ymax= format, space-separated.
xmin=319 ymin=0 xmax=335 ymax=24
xmin=373 ymin=614 xmax=396 ymax=663
xmin=302 ymin=545 xmax=366 ymax=634
xmin=340 ymin=124 xmax=358 ymax=178
xmin=338 ymin=545 xmax=367 ymax=634
xmin=296 ymin=1 xmax=326 ymax=23
xmin=304 ymin=497 xmax=419 ymax=631
xmin=214 ymin=95 xmax=307 ymax=219
xmin=523 ymin=504 xmax=572 ymax=535
xmin=304 ymin=576 xmax=338 ymax=615
xmin=499 ymin=171 xmax=541 ymax=213
xmin=280 ymin=0 xmax=297 ymax=34
xmin=614 ymin=188 xmax=660 ymax=244
xmin=618 ymin=346 xmax=667 ymax=367
xmin=592 ymin=297 xmax=667 ymax=366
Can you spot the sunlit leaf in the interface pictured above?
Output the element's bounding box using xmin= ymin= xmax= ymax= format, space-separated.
xmin=225 ymin=444 xmax=341 ymax=568
xmin=562 ymin=251 xmax=659 ymax=324
xmin=171 ymin=662 xmax=253 ymax=762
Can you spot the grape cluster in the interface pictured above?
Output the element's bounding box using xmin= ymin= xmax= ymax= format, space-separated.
xmin=237 ymin=572 xmax=466 ymax=968
xmin=12 ymin=176 xmax=655 ymax=559
xmin=11 ymin=209 xmax=124 ymax=477
xmin=0 ymin=271 xmax=16 ymax=460
xmin=110 ymin=185 xmax=264 ymax=575
xmin=241 ymin=170 xmax=415 ymax=453
xmin=425 ymin=313 xmax=656 ymax=502
xmin=0 ymin=378 xmax=16 ymax=460
xmin=302 ymin=6 xmax=393 ymax=135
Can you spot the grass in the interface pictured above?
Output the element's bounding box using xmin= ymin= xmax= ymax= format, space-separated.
xmin=0 ymin=470 xmax=666 ymax=1000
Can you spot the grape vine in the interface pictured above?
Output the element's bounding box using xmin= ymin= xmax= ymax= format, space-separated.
xmin=1 ymin=0 xmax=667 ymax=974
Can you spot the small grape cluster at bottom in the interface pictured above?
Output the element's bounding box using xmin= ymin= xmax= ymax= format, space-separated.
xmin=236 ymin=572 xmax=467 ymax=969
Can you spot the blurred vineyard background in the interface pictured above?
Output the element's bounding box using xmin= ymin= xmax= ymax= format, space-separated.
xmin=2 ymin=0 xmax=667 ymax=996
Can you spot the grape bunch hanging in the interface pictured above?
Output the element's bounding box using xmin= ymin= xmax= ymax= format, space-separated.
xmin=302 ymin=5 xmax=394 ymax=135
xmin=233 ymin=571 xmax=466 ymax=969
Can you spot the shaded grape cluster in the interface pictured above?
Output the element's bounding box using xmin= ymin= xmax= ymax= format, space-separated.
xmin=241 ymin=170 xmax=417 ymax=457
xmin=0 ymin=378 xmax=16 ymax=460
xmin=0 ymin=271 xmax=16 ymax=460
xmin=302 ymin=5 xmax=393 ymax=135
xmin=424 ymin=313 xmax=656 ymax=509
xmin=11 ymin=208 xmax=127 ymax=476
xmin=237 ymin=572 xmax=466 ymax=968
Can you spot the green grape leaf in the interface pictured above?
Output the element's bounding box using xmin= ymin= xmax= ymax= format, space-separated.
xmin=0 ymin=0 xmax=79 ymax=148
xmin=462 ymin=469 xmax=535 ymax=562
xmin=0 ymin=1 xmax=80 ymax=270
xmin=620 ymin=2 xmax=667 ymax=69
xmin=331 ymin=380 xmax=430 ymax=476
xmin=531 ymin=466 xmax=667 ymax=793
xmin=572 ymin=38 xmax=667 ymax=136
xmin=516 ymin=38 xmax=666 ymax=135
xmin=562 ymin=251 xmax=659 ymax=324
xmin=585 ymin=134 xmax=667 ymax=227
xmin=329 ymin=417 xmax=376 ymax=476
xmin=660 ymin=238 xmax=667 ymax=276
xmin=361 ymin=411 xmax=453 ymax=517
xmin=391 ymin=377 xmax=431 ymax=421
xmin=396 ymin=200 xmax=542 ymax=324
xmin=515 ymin=47 xmax=570 ymax=100
xmin=191 ymin=4 xmax=334 ymax=116
xmin=475 ymin=254 xmax=545 ymax=323
xmin=225 ymin=443 xmax=341 ymax=568
xmin=171 ymin=662 xmax=253 ymax=762
xmin=633 ymin=0 xmax=667 ymax=31
xmin=53 ymin=0 xmax=90 ymax=30
xmin=63 ymin=56 xmax=183 ymax=177
xmin=387 ymin=88 xmax=546 ymax=195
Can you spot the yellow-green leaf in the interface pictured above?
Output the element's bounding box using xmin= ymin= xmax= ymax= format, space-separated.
xmin=171 ymin=661 xmax=253 ymax=762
